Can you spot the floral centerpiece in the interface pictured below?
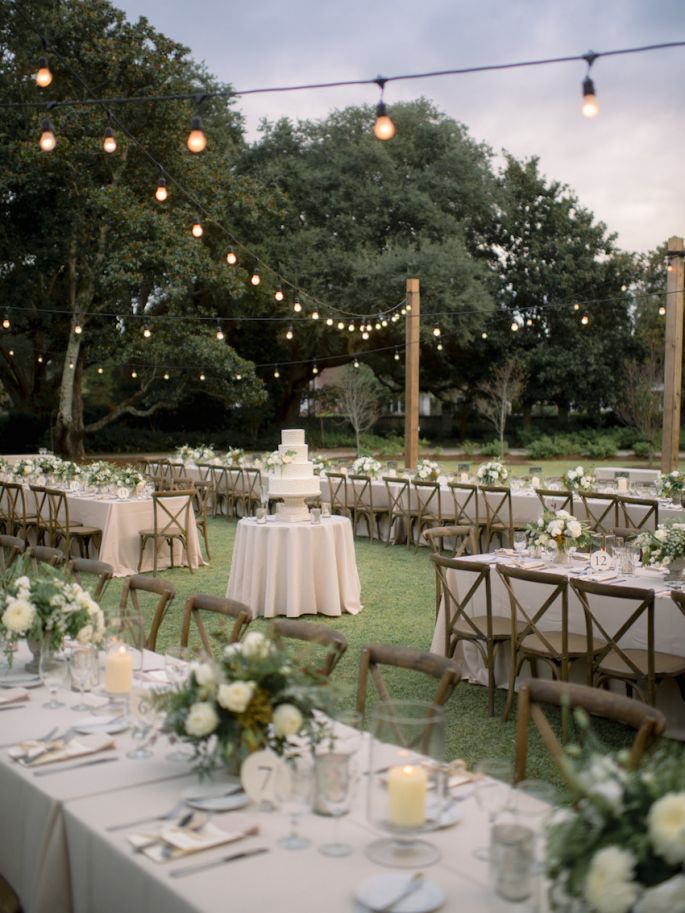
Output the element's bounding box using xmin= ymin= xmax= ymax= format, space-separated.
xmin=636 ymin=523 xmax=685 ymax=569
xmin=224 ymin=447 xmax=245 ymax=466
xmin=52 ymin=460 xmax=82 ymax=483
xmin=84 ymin=461 xmax=117 ymax=488
xmin=12 ymin=458 xmax=35 ymax=479
xmin=476 ymin=461 xmax=509 ymax=486
xmin=116 ymin=465 xmax=145 ymax=489
xmin=351 ymin=456 xmax=382 ymax=478
xmin=311 ymin=454 xmax=331 ymax=475
xmin=546 ymin=713 xmax=685 ymax=913
xmin=657 ymin=470 xmax=685 ymax=500
xmin=265 ymin=449 xmax=296 ymax=473
xmin=0 ymin=565 xmax=106 ymax=666
xmin=526 ymin=508 xmax=591 ymax=554
xmin=563 ymin=466 xmax=596 ymax=492
xmin=34 ymin=454 xmax=62 ymax=476
xmin=158 ymin=630 xmax=331 ymax=776
xmin=415 ymin=459 xmax=441 ymax=481
xmin=176 ymin=444 xmax=216 ymax=463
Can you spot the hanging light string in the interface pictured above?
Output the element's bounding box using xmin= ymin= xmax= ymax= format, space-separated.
xmin=7 ymin=40 xmax=684 ymax=112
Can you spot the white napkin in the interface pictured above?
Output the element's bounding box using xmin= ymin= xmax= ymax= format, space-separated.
xmin=638 ymin=566 xmax=667 ymax=577
xmin=9 ymin=733 xmax=115 ymax=766
xmin=142 ymin=670 xmax=170 ymax=684
xmin=128 ymin=815 xmax=257 ymax=863
xmin=0 ymin=688 xmax=29 ymax=706
xmin=587 ymin=571 xmax=619 ymax=582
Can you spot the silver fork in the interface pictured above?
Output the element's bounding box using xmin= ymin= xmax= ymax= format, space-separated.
xmin=107 ymin=800 xmax=187 ymax=833
xmin=18 ymin=727 xmax=78 ymax=764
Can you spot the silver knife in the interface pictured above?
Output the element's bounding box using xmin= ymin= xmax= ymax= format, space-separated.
xmin=0 ymin=704 xmax=26 ymax=711
xmin=33 ymin=756 xmax=118 ymax=777
xmin=169 ymin=846 xmax=269 ymax=878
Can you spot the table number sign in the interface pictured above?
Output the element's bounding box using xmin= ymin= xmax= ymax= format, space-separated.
xmin=590 ymin=549 xmax=612 ymax=571
xmin=241 ymin=749 xmax=287 ymax=805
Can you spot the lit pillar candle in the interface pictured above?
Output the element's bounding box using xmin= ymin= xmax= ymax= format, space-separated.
xmin=531 ymin=476 xmax=540 ymax=489
xmin=388 ymin=764 xmax=427 ymax=827
xmin=460 ymin=472 xmax=469 ymax=483
xmin=617 ymin=477 xmax=628 ymax=493
xmin=105 ymin=644 xmax=133 ymax=694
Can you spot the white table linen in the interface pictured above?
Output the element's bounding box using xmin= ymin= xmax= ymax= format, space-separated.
xmin=226 ymin=516 xmax=362 ymax=617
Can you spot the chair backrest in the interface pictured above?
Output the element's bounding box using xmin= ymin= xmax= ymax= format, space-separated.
xmin=152 ymin=490 xmax=193 ymax=540
xmin=66 ymin=557 xmax=114 ymax=600
xmin=578 ymin=492 xmax=619 ymax=533
xmin=431 ymin=554 xmax=494 ymax=654
xmin=25 ymin=544 xmax=65 ymax=568
xmin=180 ymin=593 xmax=252 ymax=653
xmin=382 ymin=476 xmax=409 ymax=516
xmin=271 ymin=618 xmax=348 ymax=678
xmin=225 ymin=467 xmax=244 ymax=498
xmin=325 ymin=473 xmax=348 ymax=515
xmin=242 ymin=468 xmax=262 ymax=508
xmin=193 ymin=462 xmax=216 ymax=486
xmin=570 ymin=577 xmax=656 ymax=702
xmin=157 ymin=459 xmax=174 ymax=488
xmin=423 ymin=525 xmax=476 ymax=559
xmin=480 ymin=485 xmax=513 ymax=535
xmin=348 ymin=475 xmax=374 ymax=512
xmin=534 ymin=488 xmax=573 ymax=514
xmin=616 ymin=495 xmax=658 ymax=531
xmin=28 ymin=484 xmax=50 ymax=531
xmin=447 ymin=482 xmax=480 ymax=526
xmin=44 ymin=488 xmax=72 ymax=541
xmin=3 ymin=482 xmax=31 ymax=533
xmin=612 ymin=526 xmax=641 ymax=542
xmin=515 ymin=678 xmax=666 ymax=784
xmin=355 ymin=642 xmax=462 ymax=718
xmin=0 ymin=534 xmax=25 ymax=572
xmin=119 ymin=573 xmax=177 ymax=651
xmin=168 ymin=461 xmax=186 ymax=481
xmin=192 ymin=481 xmax=212 ymax=518
xmin=411 ymin=480 xmax=442 ymax=522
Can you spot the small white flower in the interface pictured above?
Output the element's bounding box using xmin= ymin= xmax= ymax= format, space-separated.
xmin=272 ymin=702 xmax=303 ymax=736
xmin=184 ymin=701 xmax=219 ymax=737
xmin=192 ymin=662 xmax=218 ymax=694
xmin=76 ymin=624 xmax=94 ymax=644
xmin=242 ymin=631 xmax=272 ymax=659
xmin=649 ymin=792 xmax=685 ymax=865
xmin=568 ymin=520 xmax=582 ymax=539
xmin=584 ymin=846 xmax=638 ymax=913
xmin=217 ymin=681 xmax=255 ymax=713
xmin=655 ymin=529 xmax=668 ymax=542
xmin=2 ymin=597 xmax=36 ymax=634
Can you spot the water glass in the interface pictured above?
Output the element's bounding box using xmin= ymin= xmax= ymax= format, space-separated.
xmin=314 ymin=711 xmax=363 ymax=857
xmin=321 ymin=501 xmax=331 ymax=518
xmin=276 ymin=750 xmax=314 ymax=849
xmin=127 ymin=679 xmax=160 ymax=760
xmin=256 ymin=507 xmax=267 ymax=524
xmin=472 ymin=757 xmax=514 ymax=861
xmin=513 ymin=531 xmax=527 ymax=555
xmin=40 ymin=645 xmax=70 ymax=709
xmin=70 ymin=643 xmax=99 ymax=711
xmin=310 ymin=508 xmax=321 ymax=525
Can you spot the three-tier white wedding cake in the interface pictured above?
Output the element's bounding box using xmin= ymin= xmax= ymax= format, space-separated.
xmin=267 ymin=429 xmax=320 ymax=521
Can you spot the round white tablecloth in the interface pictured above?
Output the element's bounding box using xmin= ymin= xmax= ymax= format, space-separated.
xmin=226 ymin=515 xmax=362 ymax=617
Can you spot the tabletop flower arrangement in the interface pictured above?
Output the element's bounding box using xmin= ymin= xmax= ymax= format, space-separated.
xmin=158 ymin=630 xmax=331 ymax=777
xmin=351 ymin=456 xmax=382 ymax=478
xmin=224 ymin=447 xmax=245 ymax=466
xmin=265 ymin=449 xmax=296 ymax=473
xmin=116 ymin=465 xmax=145 ymax=490
xmin=176 ymin=444 xmax=216 ymax=463
xmin=311 ymin=454 xmax=331 ymax=475
xmin=414 ymin=458 xmax=441 ymax=481
xmin=562 ymin=466 xmax=596 ymax=492
xmin=476 ymin=461 xmax=509 ymax=486
xmin=84 ymin=461 xmax=117 ymax=488
xmin=52 ymin=460 xmax=83 ymax=484
xmin=657 ymin=470 xmax=685 ymax=500
xmin=526 ymin=508 xmax=591 ymax=555
xmin=0 ymin=565 xmax=106 ymax=666
xmin=636 ymin=523 xmax=685 ymax=568
xmin=12 ymin=458 xmax=36 ymax=479
xmin=546 ymin=715 xmax=685 ymax=913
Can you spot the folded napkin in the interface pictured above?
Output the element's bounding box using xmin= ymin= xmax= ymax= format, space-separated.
xmin=587 ymin=571 xmax=619 ymax=583
xmin=0 ymin=688 xmax=29 ymax=706
xmin=141 ymin=670 xmax=170 ymax=684
xmin=519 ymin=560 xmax=546 ymax=570
xmin=9 ymin=733 xmax=114 ymax=767
xmin=128 ymin=815 xmax=257 ymax=863
xmin=571 ymin=552 xmax=590 ymax=561
xmin=495 ymin=548 xmax=516 ymax=556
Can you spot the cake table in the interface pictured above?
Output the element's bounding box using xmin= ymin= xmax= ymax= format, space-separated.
xmin=226 ymin=515 xmax=363 ymax=617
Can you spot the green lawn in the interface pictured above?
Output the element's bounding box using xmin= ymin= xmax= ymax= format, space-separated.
xmin=97 ymin=516 xmax=661 ymax=790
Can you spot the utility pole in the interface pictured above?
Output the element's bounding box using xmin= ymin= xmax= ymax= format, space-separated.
xmin=661 ymin=236 xmax=684 ymax=473
xmin=404 ymin=278 xmax=420 ymax=470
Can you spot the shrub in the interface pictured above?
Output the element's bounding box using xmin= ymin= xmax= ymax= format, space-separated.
xmin=526 ymin=436 xmax=563 ymax=459
xmin=480 ymin=439 xmax=507 ymax=457
xmin=458 ymin=440 xmax=479 ymax=456
xmin=632 ymin=440 xmax=653 ymax=458
xmin=580 ymin=435 xmax=618 ymax=459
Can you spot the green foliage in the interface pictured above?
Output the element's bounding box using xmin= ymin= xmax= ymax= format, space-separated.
xmin=633 ymin=441 xmax=652 ymax=458
xmin=480 ymin=439 xmax=507 ymax=457
xmin=580 ymin=435 xmax=618 ymax=459
xmin=458 ymin=440 xmax=479 ymax=456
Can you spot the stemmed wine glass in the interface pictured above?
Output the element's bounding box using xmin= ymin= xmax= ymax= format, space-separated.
xmin=510 ymin=779 xmax=557 ymax=875
xmin=126 ymin=678 xmax=161 ymax=760
xmin=163 ymin=647 xmax=192 ymax=762
xmin=472 ymin=757 xmax=514 ymax=861
xmin=39 ymin=643 xmax=70 ymax=709
xmin=513 ymin=531 xmax=527 ymax=557
xmin=70 ymin=643 xmax=99 ymax=711
xmin=276 ymin=749 xmax=313 ymax=849
xmin=314 ymin=710 xmax=363 ymax=857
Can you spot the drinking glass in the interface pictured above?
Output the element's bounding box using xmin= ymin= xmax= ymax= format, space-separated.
xmin=276 ymin=749 xmax=313 ymax=849
xmin=472 ymin=757 xmax=514 ymax=860
xmin=40 ymin=644 xmax=70 ymax=709
xmin=314 ymin=711 xmax=363 ymax=857
xmin=513 ymin=531 xmax=527 ymax=556
xmin=321 ymin=501 xmax=331 ymax=518
xmin=255 ymin=507 xmax=267 ymax=524
xmin=163 ymin=647 xmax=193 ymax=762
xmin=510 ymin=779 xmax=557 ymax=874
xmin=70 ymin=643 xmax=99 ymax=711
xmin=310 ymin=508 xmax=322 ymax=525
xmin=127 ymin=679 xmax=161 ymax=760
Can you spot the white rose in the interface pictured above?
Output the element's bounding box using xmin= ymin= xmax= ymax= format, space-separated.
xmin=193 ymin=662 xmax=217 ymax=689
xmin=634 ymin=874 xmax=685 ymax=913
xmin=217 ymin=681 xmax=255 ymax=714
xmin=648 ymin=792 xmax=685 ymax=865
xmin=548 ymin=522 xmax=562 ymax=538
xmin=14 ymin=576 xmax=30 ymax=591
xmin=77 ymin=624 xmax=94 ymax=644
xmin=223 ymin=643 xmax=242 ymax=658
xmin=184 ymin=701 xmax=219 ymax=737
xmin=242 ymin=631 xmax=271 ymax=659
xmin=589 ymin=779 xmax=623 ymax=806
xmin=576 ymin=466 xmax=584 ymax=475
xmin=568 ymin=520 xmax=582 ymax=539
xmin=584 ymin=846 xmax=638 ymax=913
xmin=655 ymin=529 xmax=668 ymax=542
xmin=272 ymin=703 xmax=303 ymax=737
xmin=2 ymin=597 xmax=36 ymax=634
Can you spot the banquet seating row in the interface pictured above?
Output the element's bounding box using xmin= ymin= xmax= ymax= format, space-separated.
xmin=0 ymin=536 xmax=114 ymax=599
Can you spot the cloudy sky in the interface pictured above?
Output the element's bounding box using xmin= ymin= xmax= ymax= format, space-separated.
xmin=116 ymin=0 xmax=684 ymax=253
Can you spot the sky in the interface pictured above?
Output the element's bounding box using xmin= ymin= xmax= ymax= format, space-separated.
xmin=115 ymin=0 xmax=685 ymax=254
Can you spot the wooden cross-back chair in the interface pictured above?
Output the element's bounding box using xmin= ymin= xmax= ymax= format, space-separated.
xmin=25 ymin=544 xmax=65 ymax=569
xmin=0 ymin=534 xmax=25 ymax=572
xmin=577 ymin=492 xmax=619 ymax=533
xmin=325 ymin=472 xmax=349 ymax=518
xmin=534 ymin=488 xmax=573 ymax=515
xmin=409 ymin=480 xmax=443 ymax=550
xmin=209 ymin=466 xmax=230 ymax=518
xmin=155 ymin=459 xmax=174 ymax=490
xmin=2 ymin=481 xmax=39 ymax=540
xmin=571 ymin=577 xmax=685 ymax=706
xmin=28 ymin=484 xmax=52 ymax=545
xmin=238 ymin=467 xmax=262 ymax=518
xmin=348 ymin=474 xmax=381 ymax=541
xmin=138 ymin=490 xmax=194 ymax=576
xmin=193 ymin=462 xmax=217 ymax=514
xmin=447 ymin=481 xmax=484 ymax=549
xmin=431 ymin=554 xmax=517 ymax=716
xmin=480 ymin=485 xmax=525 ymax=550
xmin=66 ymin=557 xmax=114 ymax=600
xmin=515 ymin=678 xmax=667 ymax=784
xmin=497 ymin=563 xmax=593 ymax=723
xmin=191 ymin=481 xmax=212 ymax=561
xmin=423 ymin=525 xmax=478 ymax=561
xmin=180 ymin=593 xmax=252 ymax=654
xmin=271 ymin=618 xmax=348 ymax=678
xmin=119 ymin=574 xmax=177 ymax=652
xmin=225 ymin=467 xmax=244 ymax=519
xmin=615 ymin=495 xmax=659 ymax=532
xmin=44 ymin=488 xmax=102 ymax=559
xmin=382 ymin=476 xmax=410 ymax=546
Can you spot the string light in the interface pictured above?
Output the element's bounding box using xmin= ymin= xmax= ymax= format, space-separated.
xmin=659 ymin=305 xmax=667 ymax=316
xmin=102 ymin=126 xmax=117 ymax=153
xmin=2 ymin=315 xmax=9 ymax=329
xmin=154 ymin=177 xmax=168 ymax=202
xmin=74 ymin=321 xmax=83 ymax=335
xmin=581 ymin=313 xmax=590 ymax=325
xmin=273 ymin=366 xmax=280 ymax=379
xmin=374 ymin=321 xmax=381 ymax=330
xmin=337 ymin=321 xmax=345 ymax=330
xmin=226 ymin=247 xmax=237 ymax=265
xmin=250 ymin=269 xmax=261 ymax=286
xmin=199 ymin=372 xmax=206 ymax=381
xmin=581 ymin=53 xmax=599 ymax=118
xmin=142 ymin=324 xmax=151 ymax=338
xmin=274 ymin=287 xmax=284 ymax=302
xmin=216 ymin=325 xmax=224 ymax=340
xmin=312 ymin=362 xmax=319 ymax=375
xmin=437 ymin=342 xmax=443 ymax=351
xmin=235 ymin=372 xmax=242 ymax=380
xmin=373 ymin=79 xmax=396 ymax=140
xmin=37 ymin=355 xmax=43 ymax=363
xmin=621 ymin=283 xmax=628 ymax=292
xmin=186 ymin=116 xmax=207 ymax=153
xmin=311 ymin=309 xmax=319 ymax=320
xmin=9 ymin=350 xmax=15 ymax=357
xmin=293 ymin=298 xmax=302 ymax=313
xmin=39 ymin=117 xmax=56 ymax=152
xmin=325 ymin=317 xmax=333 ymax=326
xmin=406 ymin=304 xmax=412 ymax=312
xmin=353 ymin=357 xmax=360 ymax=368
xmin=382 ymin=319 xmax=388 ymax=327
xmin=97 ymin=366 xmax=103 ymax=374
xmin=394 ymin=348 xmax=400 ymax=361
xmin=35 ymin=56 xmax=53 ymax=88
xmin=286 ymin=326 xmax=294 ymax=340
xmin=131 ymin=369 xmax=137 ymax=378
xmin=526 ymin=317 xmax=533 ymax=326
xmin=573 ymin=303 xmax=581 ymax=311
xmin=667 ymin=262 xmax=674 ymax=273
xmin=432 ymin=326 xmax=441 ymax=337
xmin=511 ymin=321 xmax=519 ymax=332
xmin=348 ymin=322 xmax=355 ymax=332
xmin=163 ymin=371 xmax=170 ymax=380
xmin=191 ymin=218 xmax=204 ymax=238
xmin=481 ymin=331 xmax=488 ymax=339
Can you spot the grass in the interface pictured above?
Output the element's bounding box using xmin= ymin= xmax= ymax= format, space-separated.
xmin=96 ymin=516 xmax=662 ymax=792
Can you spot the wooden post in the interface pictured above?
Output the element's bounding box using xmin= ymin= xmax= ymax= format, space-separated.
xmin=404 ymin=278 xmax=420 ymax=470
xmin=661 ymin=236 xmax=685 ymax=473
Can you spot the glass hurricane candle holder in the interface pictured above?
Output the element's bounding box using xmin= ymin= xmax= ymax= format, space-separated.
xmin=366 ymin=701 xmax=445 ymax=868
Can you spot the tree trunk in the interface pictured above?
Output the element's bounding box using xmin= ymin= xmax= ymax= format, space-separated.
xmin=355 ymin=426 xmax=361 ymax=456
xmin=55 ymin=332 xmax=85 ymax=460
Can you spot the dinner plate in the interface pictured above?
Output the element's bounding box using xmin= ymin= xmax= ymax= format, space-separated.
xmin=74 ymin=715 xmax=129 ymax=735
xmin=0 ymin=675 xmax=41 ymax=689
xmin=426 ymin=800 xmax=463 ymax=830
xmin=181 ymin=781 xmax=249 ymax=812
xmin=354 ymin=874 xmax=445 ymax=913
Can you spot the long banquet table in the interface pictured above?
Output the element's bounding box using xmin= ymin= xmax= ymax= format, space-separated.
xmin=429 ymin=553 xmax=685 ymax=737
xmin=0 ymin=646 xmax=516 ymax=913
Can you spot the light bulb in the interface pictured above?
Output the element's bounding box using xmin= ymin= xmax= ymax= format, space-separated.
xmin=250 ymin=270 xmax=261 ymax=286
xmin=511 ymin=321 xmax=519 ymax=332
xmin=131 ymin=370 xmax=137 ymax=378
xmin=374 ymin=101 xmax=396 ymax=140
xmin=312 ymin=363 xmax=319 ymax=375
xmin=311 ymin=310 xmax=319 ymax=320
xmin=437 ymin=342 xmax=443 ymax=351
xmin=573 ymin=303 xmax=580 ymax=311
xmin=362 ymin=331 xmax=369 ymax=340
xmin=326 ymin=317 xmax=333 ymax=326
xmin=581 ymin=314 xmax=590 ymax=325
xmin=2 ymin=316 xmax=9 ymax=329
xmin=274 ymin=287 xmax=284 ymax=302
xmin=226 ymin=248 xmax=237 ymax=265
xmin=74 ymin=322 xmax=82 ymax=335
xmin=103 ymin=127 xmax=117 ymax=153
xmin=216 ymin=326 xmax=224 ymax=340
xmin=406 ymin=304 xmax=412 ymax=312
xmin=337 ymin=321 xmax=345 ymax=330
xmin=186 ymin=116 xmax=207 ymax=153
xmin=353 ymin=358 xmax=360 ymax=368
xmin=97 ymin=366 xmax=103 ymax=374
xmin=274 ymin=367 xmax=280 ymax=379
xmin=286 ymin=326 xmax=294 ymax=340
xmin=143 ymin=325 xmax=151 ymax=338
xmin=432 ymin=326 xmax=441 ymax=337
xmin=659 ymin=305 xmax=667 ymax=316
xmin=236 ymin=373 xmax=242 ymax=380
xmin=382 ymin=319 xmax=388 ymax=327
xmin=348 ymin=323 xmax=355 ymax=332
xmin=401 ymin=307 xmax=407 ymax=315
xmin=526 ymin=317 xmax=533 ymax=326
xmin=621 ymin=283 xmax=627 ymax=292
xmin=37 ymin=355 xmax=44 ymax=363
xmin=191 ymin=220 xmax=203 ymax=238
xmin=39 ymin=118 xmax=56 ymax=152
xmin=155 ymin=177 xmax=168 ymax=202
xmin=481 ymin=331 xmax=488 ymax=339
xmin=200 ymin=373 xmax=206 ymax=381
xmin=581 ymin=76 xmax=599 ymax=118
xmin=163 ymin=371 xmax=170 ymax=380
xmin=667 ymin=263 xmax=674 ymax=273
xmin=35 ymin=57 xmax=52 ymax=88
xmin=293 ymin=298 xmax=302 ymax=313
xmin=375 ymin=322 xmax=381 ymax=330
xmin=9 ymin=350 xmax=14 ymax=357
xmin=394 ymin=349 xmax=400 ymax=361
